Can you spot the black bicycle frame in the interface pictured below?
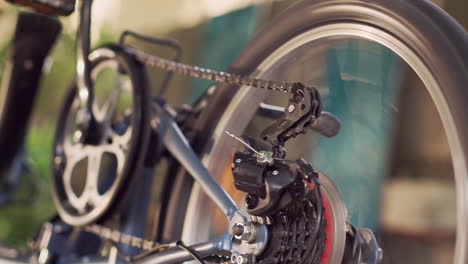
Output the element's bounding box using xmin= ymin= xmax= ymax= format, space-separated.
xmin=0 ymin=12 xmax=61 ymax=184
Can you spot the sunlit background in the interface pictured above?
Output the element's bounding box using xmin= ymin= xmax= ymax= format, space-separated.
xmin=0 ymin=0 xmax=467 ymax=263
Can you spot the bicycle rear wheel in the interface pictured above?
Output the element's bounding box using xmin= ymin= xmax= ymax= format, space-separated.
xmin=165 ymin=0 xmax=468 ymax=263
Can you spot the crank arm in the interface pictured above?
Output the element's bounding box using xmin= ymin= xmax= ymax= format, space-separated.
xmin=151 ymin=101 xmax=246 ymax=225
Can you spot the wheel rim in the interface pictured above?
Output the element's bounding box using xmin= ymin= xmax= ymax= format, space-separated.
xmin=183 ymin=23 xmax=467 ymax=263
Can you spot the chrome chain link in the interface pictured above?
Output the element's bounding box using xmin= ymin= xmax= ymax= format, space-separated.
xmin=83 ymin=224 xmax=161 ymax=250
xmin=128 ymin=47 xmax=319 ymax=96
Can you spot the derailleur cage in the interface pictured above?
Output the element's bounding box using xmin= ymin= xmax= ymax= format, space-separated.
xmin=232 ymin=83 xmax=322 ymax=216
xmin=261 ymin=82 xmax=322 ymax=147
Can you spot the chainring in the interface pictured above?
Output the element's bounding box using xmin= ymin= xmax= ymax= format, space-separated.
xmin=51 ymin=45 xmax=150 ymax=226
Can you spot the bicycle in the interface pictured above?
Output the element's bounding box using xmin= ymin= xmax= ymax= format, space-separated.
xmin=0 ymin=0 xmax=467 ymax=263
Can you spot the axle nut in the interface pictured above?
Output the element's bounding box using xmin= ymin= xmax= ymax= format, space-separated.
xmin=237 ymin=255 xmax=249 ymax=264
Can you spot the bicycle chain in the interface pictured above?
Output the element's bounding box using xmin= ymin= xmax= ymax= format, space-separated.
xmin=74 ymin=47 xmax=324 ymax=260
xmin=128 ymin=47 xmax=319 ymax=96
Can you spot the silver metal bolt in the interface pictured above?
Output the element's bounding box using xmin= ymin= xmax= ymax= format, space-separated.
xmin=231 ymin=252 xmax=240 ymax=264
xmin=272 ymin=170 xmax=279 ymax=176
xmin=73 ymin=130 xmax=83 ymax=143
xmin=237 ymin=255 xmax=249 ymax=264
xmin=235 ymin=158 xmax=242 ymax=163
xmin=288 ymin=104 xmax=295 ymax=113
xmin=256 ymin=150 xmax=274 ymax=165
xmin=233 ymin=222 xmax=257 ymax=243
xmin=232 ymin=223 xmax=244 ymax=237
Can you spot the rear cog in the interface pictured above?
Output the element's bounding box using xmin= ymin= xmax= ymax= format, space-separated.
xmin=256 ymin=171 xmax=346 ymax=264
xmin=258 ymin=190 xmax=326 ymax=264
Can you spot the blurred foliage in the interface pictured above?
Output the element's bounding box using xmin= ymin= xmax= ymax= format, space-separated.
xmin=0 ymin=125 xmax=55 ymax=246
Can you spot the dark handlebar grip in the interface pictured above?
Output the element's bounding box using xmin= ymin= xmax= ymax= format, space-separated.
xmin=311 ymin=112 xmax=341 ymax=138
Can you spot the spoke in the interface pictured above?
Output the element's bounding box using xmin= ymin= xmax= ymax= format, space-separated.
xmin=82 ymin=148 xmax=103 ymax=207
xmin=88 ymin=188 xmax=104 ymax=206
xmin=87 ymin=149 xmax=102 ymax=186
xmin=63 ymin=158 xmax=84 ymax=210
xmin=86 ymin=148 xmax=102 ymax=189
xmin=62 ymin=144 xmax=89 ymax=212
xmin=103 ymin=145 xmax=126 ymax=175
xmin=100 ymin=83 xmax=122 ymax=124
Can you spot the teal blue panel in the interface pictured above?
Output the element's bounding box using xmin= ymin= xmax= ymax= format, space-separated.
xmin=312 ymin=40 xmax=402 ymax=229
xmin=189 ymin=6 xmax=258 ymax=103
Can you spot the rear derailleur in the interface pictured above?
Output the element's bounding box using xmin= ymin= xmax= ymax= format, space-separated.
xmin=230 ymin=83 xmax=382 ymax=264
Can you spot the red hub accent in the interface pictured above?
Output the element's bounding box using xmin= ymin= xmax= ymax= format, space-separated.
xmin=309 ymin=183 xmax=333 ymax=264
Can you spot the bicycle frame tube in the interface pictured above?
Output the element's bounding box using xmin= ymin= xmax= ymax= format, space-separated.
xmin=135 ymin=233 xmax=232 ymax=264
xmin=82 ymin=101 xmax=248 ymax=263
xmin=76 ymin=0 xmax=94 ymax=124
xmin=130 ymin=101 xmax=268 ymax=263
xmin=152 ymin=102 xmax=246 ymax=225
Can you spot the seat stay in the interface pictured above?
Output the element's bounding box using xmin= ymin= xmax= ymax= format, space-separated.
xmin=152 ymin=101 xmax=246 ymax=225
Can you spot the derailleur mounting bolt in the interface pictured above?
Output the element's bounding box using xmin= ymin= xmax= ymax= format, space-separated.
xmin=237 ymin=255 xmax=249 ymax=264
xmin=73 ymin=130 xmax=83 ymax=143
xmin=245 ymin=194 xmax=258 ymax=209
xmin=231 ymin=252 xmax=250 ymax=264
xmin=231 ymin=254 xmax=237 ymax=263
xmin=232 ymin=223 xmax=244 ymax=236
xmin=256 ymin=150 xmax=274 ymax=165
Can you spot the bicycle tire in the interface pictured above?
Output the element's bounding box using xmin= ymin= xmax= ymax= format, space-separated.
xmin=162 ymin=0 xmax=468 ymax=263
